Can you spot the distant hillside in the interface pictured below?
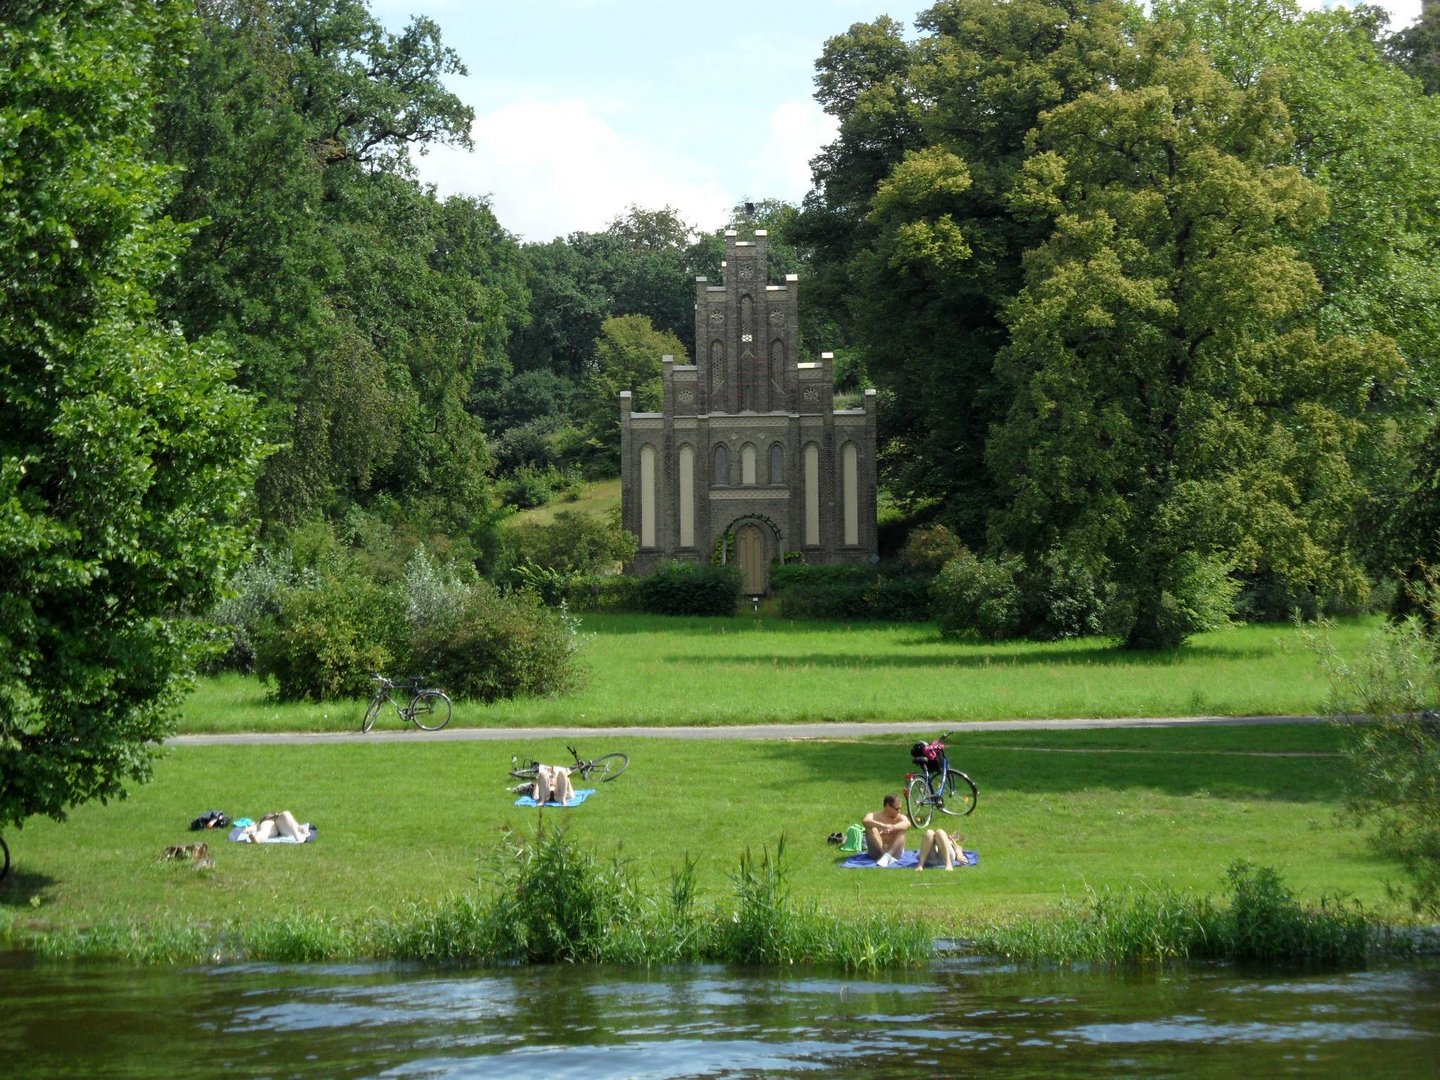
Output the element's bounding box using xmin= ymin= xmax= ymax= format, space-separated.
xmin=502 ymin=478 xmax=621 ymax=529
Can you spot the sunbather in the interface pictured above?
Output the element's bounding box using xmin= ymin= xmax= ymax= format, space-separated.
xmin=531 ymin=764 xmax=575 ymax=805
xmin=862 ymin=793 xmax=910 ymax=860
xmin=238 ymin=811 xmax=311 ymax=843
xmin=916 ymin=829 xmax=967 ymax=871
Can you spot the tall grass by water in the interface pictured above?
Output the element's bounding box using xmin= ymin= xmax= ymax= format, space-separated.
xmin=8 ymin=834 xmax=1392 ymax=972
xmin=181 ymin=616 xmax=1379 ymax=733
xmin=13 ymin=829 xmax=935 ymax=971
xmin=972 ymin=862 xmax=1382 ymax=966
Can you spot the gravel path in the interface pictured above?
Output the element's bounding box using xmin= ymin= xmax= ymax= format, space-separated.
xmin=167 ymin=714 xmax=1327 ymax=746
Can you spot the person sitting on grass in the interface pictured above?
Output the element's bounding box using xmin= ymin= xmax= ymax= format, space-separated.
xmin=862 ymin=793 xmax=910 ymax=861
xmin=916 ymin=829 xmax=967 ymax=871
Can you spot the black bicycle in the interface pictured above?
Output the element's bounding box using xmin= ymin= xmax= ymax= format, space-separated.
xmin=0 ymin=833 xmax=9 ymax=885
xmin=904 ymin=731 xmax=978 ymax=828
xmin=361 ymin=674 xmax=452 ymax=733
xmin=509 ymin=744 xmax=629 ymax=785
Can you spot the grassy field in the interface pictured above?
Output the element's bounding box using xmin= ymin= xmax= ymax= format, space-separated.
xmin=180 ymin=615 xmax=1374 ymax=734
xmin=0 ymin=722 xmax=1404 ymax=953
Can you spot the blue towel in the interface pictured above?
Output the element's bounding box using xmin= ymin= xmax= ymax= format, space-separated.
xmin=514 ymin=788 xmax=596 ymax=808
xmin=841 ymin=850 xmax=978 ymax=869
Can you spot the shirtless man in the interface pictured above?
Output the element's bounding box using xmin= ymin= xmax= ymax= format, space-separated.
xmin=862 ymin=793 xmax=910 ymax=861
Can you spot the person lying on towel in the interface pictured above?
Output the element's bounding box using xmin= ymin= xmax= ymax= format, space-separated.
xmin=862 ymin=793 xmax=910 ymax=861
xmin=234 ymin=810 xmax=313 ymax=843
xmin=916 ymin=829 xmax=970 ymax=871
xmin=529 ymin=764 xmax=575 ymax=805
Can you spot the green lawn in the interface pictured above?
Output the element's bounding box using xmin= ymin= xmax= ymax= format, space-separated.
xmin=1 ymin=723 xmax=1402 ymax=949
xmin=181 ymin=615 xmax=1373 ymax=733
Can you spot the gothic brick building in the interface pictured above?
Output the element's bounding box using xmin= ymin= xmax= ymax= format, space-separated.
xmin=619 ymin=227 xmax=878 ymax=594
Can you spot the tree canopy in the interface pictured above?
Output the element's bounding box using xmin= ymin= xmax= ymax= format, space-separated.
xmin=0 ymin=0 xmax=264 ymax=828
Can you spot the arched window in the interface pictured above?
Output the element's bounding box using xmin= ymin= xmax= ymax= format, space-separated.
xmin=842 ymin=441 xmax=859 ymax=546
xmin=804 ymin=442 xmax=820 ymax=546
xmin=741 ymin=443 xmax=757 ymax=485
xmin=678 ymin=443 xmax=694 ymax=548
xmin=640 ymin=443 xmax=657 ymax=548
xmin=712 ymin=442 xmax=729 ymax=486
xmin=769 ymin=443 xmax=784 ymax=484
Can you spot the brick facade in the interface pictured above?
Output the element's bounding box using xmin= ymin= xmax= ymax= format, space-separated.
xmin=619 ymin=228 xmax=879 ymax=593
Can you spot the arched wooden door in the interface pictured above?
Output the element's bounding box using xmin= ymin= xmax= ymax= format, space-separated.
xmin=735 ymin=523 xmax=767 ymax=595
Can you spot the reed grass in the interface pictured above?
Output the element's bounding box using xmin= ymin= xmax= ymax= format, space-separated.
xmin=180 ymin=616 xmax=1378 ymax=733
xmin=971 ymin=861 xmax=1381 ymax=966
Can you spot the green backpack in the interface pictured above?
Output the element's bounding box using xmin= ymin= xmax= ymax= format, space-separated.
xmin=838 ymin=824 xmax=865 ymax=854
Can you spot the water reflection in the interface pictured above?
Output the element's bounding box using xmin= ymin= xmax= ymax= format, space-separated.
xmin=2 ymin=952 xmax=1436 ymax=1078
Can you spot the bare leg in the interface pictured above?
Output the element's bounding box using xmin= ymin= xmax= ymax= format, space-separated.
xmin=553 ymin=766 xmax=574 ymax=804
xmin=864 ymin=826 xmax=884 ymax=860
xmin=916 ymin=829 xmax=938 ymax=871
xmin=273 ymin=811 xmax=305 ymax=841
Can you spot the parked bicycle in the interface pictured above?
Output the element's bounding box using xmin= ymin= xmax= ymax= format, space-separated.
xmin=360 ymin=674 xmax=452 ymax=733
xmin=904 ymin=731 xmax=978 ymax=828
xmin=509 ymin=744 xmax=629 ymax=785
xmin=0 ymin=833 xmax=9 ymax=885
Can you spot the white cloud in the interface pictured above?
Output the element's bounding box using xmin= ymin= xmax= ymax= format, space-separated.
xmin=754 ymin=100 xmax=839 ymax=202
xmin=416 ymin=99 xmax=736 ymax=242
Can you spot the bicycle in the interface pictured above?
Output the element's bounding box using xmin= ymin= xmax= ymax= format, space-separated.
xmin=0 ymin=833 xmax=8 ymax=885
xmin=509 ymin=744 xmax=629 ymax=785
xmin=904 ymin=731 xmax=978 ymax=828
xmin=360 ymin=674 xmax=452 ymax=733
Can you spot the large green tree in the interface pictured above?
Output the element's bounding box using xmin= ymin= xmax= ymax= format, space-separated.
xmin=154 ymin=0 xmax=525 ymax=540
xmin=988 ymin=25 xmax=1401 ymax=648
xmin=0 ymin=0 xmax=264 ymax=829
xmin=796 ymin=0 xmax=1134 ymax=543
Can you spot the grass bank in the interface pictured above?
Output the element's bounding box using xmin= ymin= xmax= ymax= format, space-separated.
xmin=0 ymin=724 xmax=1408 ymax=964
xmin=181 ymin=616 xmax=1375 ymax=734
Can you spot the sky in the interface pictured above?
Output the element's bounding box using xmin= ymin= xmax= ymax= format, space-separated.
xmin=372 ymin=0 xmax=1426 ymax=245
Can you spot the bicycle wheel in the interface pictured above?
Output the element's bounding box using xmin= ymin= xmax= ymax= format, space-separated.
xmin=936 ymin=769 xmax=978 ymax=817
xmin=0 ymin=833 xmax=9 ymax=885
xmin=410 ymin=689 xmax=452 ymax=732
xmin=583 ymin=752 xmax=629 ymax=781
xmin=361 ymin=693 xmax=386 ymax=733
xmin=905 ymin=774 xmax=934 ymax=829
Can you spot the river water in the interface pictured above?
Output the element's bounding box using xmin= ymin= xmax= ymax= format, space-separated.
xmin=3 ymin=952 xmax=1437 ymax=1078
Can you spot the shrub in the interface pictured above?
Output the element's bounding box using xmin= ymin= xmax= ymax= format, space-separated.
xmin=254 ymin=572 xmax=398 ymax=701
xmin=634 ymin=561 xmax=741 ymax=616
xmin=504 ymin=510 xmax=637 ymax=577
xmin=202 ymin=548 xmax=306 ymax=674
xmin=1315 ymin=602 xmax=1440 ymax=919
xmin=932 ymin=552 xmax=1022 ymax=640
xmin=410 ymin=583 xmax=585 ymax=703
xmin=770 ymin=564 xmax=875 ymax=620
xmin=899 ymin=524 xmax=966 ymax=573
xmin=1014 ymin=548 xmax=1116 ymax=641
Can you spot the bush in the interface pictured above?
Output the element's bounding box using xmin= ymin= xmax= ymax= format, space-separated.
xmin=254 ymin=547 xmax=586 ymax=704
xmin=898 ymin=524 xmax=966 ymax=573
xmin=202 ymin=548 xmax=305 ymax=674
xmin=503 ymin=510 xmax=637 ymax=577
xmin=410 ymin=583 xmax=585 ymax=703
xmin=635 ymin=561 xmax=741 ymax=616
xmin=932 ymin=552 xmax=1022 ymax=640
xmin=1315 ymin=602 xmax=1440 ymax=919
xmin=771 ymin=564 xmax=875 ymax=620
xmin=254 ymin=572 xmax=399 ymax=701
xmin=1014 ymin=548 xmax=1116 ymax=641
xmin=768 ymin=564 xmax=934 ymax=622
